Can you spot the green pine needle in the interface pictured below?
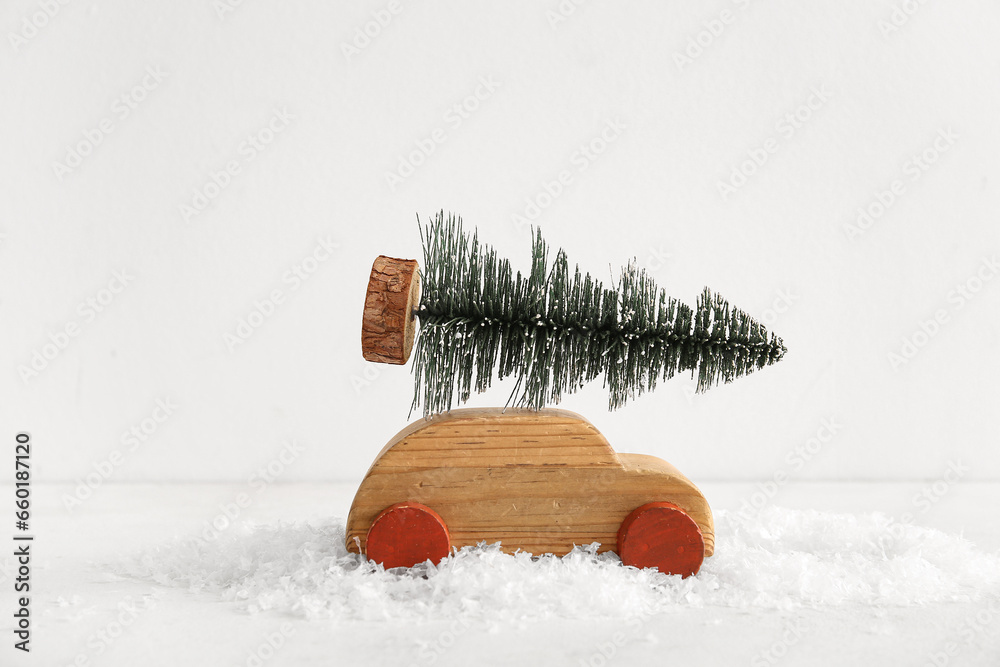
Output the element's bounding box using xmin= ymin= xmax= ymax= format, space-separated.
xmin=411 ymin=211 xmax=786 ymax=416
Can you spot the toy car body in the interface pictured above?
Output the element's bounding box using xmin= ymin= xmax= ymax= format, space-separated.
xmin=346 ymin=407 xmax=714 ymax=576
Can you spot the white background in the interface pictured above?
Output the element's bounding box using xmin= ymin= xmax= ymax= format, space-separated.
xmin=3 ymin=0 xmax=999 ymax=488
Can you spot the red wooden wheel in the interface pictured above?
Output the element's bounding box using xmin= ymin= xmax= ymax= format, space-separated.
xmin=365 ymin=501 xmax=451 ymax=569
xmin=617 ymin=501 xmax=705 ymax=578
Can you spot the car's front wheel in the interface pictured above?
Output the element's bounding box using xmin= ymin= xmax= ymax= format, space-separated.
xmin=617 ymin=501 xmax=704 ymax=578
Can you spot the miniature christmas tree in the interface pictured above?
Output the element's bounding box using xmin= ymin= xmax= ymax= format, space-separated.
xmin=362 ymin=211 xmax=787 ymax=417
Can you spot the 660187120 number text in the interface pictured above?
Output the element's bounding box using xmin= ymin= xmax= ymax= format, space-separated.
xmin=14 ymin=432 xmax=32 ymax=653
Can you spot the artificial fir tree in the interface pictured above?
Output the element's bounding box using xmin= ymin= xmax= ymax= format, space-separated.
xmin=399 ymin=212 xmax=786 ymax=416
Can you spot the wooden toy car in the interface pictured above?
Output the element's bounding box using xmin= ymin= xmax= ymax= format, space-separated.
xmin=346 ymin=407 xmax=714 ymax=577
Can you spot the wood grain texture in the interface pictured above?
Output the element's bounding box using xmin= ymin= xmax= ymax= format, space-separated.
xmin=361 ymin=255 xmax=420 ymax=364
xmin=346 ymin=408 xmax=715 ymax=561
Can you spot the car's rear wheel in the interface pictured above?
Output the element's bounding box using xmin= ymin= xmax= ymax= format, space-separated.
xmin=365 ymin=501 xmax=451 ymax=569
xmin=617 ymin=501 xmax=704 ymax=578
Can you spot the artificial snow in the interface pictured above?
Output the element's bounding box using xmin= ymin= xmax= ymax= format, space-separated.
xmin=119 ymin=507 xmax=1000 ymax=622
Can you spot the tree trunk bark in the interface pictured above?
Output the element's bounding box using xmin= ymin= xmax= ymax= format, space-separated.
xmin=361 ymin=255 xmax=420 ymax=364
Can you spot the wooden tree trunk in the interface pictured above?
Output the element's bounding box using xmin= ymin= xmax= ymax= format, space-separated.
xmin=361 ymin=255 xmax=420 ymax=364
